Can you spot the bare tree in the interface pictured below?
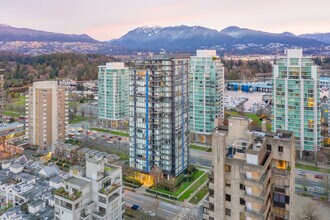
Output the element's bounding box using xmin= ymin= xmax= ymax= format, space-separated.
xmin=298 ymin=202 xmax=322 ymax=220
xmin=81 ymin=108 xmax=85 ymax=121
xmin=150 ymin=166 xmax=163 ymax=198
xmin=322 ymin=174 xmax=330 ymax=200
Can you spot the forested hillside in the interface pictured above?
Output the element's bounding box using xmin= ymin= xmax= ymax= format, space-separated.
xmin=0 ymin=52 xmax=117 ymax=88
xmin=223 ymin=59 xmax=272 ymax=80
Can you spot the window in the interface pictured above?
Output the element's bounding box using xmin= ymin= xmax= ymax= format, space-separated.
xmin=225 ymin=208 xmax=231 ymax=216
xmin=225 ymin=194 xmax=231 ymax=202
xmin=225 ymin=165 xmax=231 ymax=172
xmin=267 ymin=144 xmax=272 ymax=151
xmin=240 ymin=197 xmax=245 ymax=205
xmin=278 ymin=146 xmax=283 ymax=152
xmin=225 ymin=180 xmax=231 ymax=187
xmin=240 ymin=183 xmax=245 ymax=190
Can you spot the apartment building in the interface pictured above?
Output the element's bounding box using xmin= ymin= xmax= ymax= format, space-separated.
xmin=26 ymin=81 xmax=68 ymax=149
xmin=54 ymin=158 xmax=124 ymax=220
xmin=98 ymin=63 xmax=129 ymax=128
xmin=272 ymin=48 xmax=320 ymax=157
xmin=129 ymin=55 xmax=189 ymax=178
xmin=203 ymin=116 xmax=295 ymax=220
xmin=189 ymin=50 xmax=224 ymax=144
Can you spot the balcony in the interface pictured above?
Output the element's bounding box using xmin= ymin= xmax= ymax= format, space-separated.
xmin=244 ymin=183 xmax=271 ymax=204
xmin=244 ymin=151 xmax=272 ymax=174
xmin=273 ymin=169 xmax=290 ymax=177
xmin=92 ymin=211 xmax=106 ymax=219
xmin=99 ymin=183 xmax=120 ymax=195
xmin=54 ymin=188 xmax=82 ymax=201
xmin=244 ymin=197 xmax=270 ymax=220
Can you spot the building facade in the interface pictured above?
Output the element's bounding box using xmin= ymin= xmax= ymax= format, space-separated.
xmin=203 ymin=116 xmax=295 ymax=220
xmin=272 ymin=49 xmax=321 ymax=157
xmin=26 ymin=81 xmax=68 ymax=149
xmin=129 ymin=55 xmax=189 ymax=178
xmin=98 ymin=63 xmax=129 ymax=128
xmin=189 ymin=50 xmax=225 ymax=144
xmin=54 ymin=158 xmax=124 ymax=220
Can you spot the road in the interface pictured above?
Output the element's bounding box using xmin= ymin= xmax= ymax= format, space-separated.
xmin=123 ymin=190 xmax=184 ymax=220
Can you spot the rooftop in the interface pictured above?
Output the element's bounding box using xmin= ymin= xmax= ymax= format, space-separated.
xmin=28 ymin=198 xmax=45 ymax=208
xmin=65 ymin=176 xmax=90 ymax=188
xmin=0 ymin=122 xmax=24 ymax=133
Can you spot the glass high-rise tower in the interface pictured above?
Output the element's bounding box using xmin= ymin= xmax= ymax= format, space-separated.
xmin=98 ymin=62 xmax=129 ymax=127
xmin=129 ymin=55 xmax=189 ymax=177
xmin=189 ymin=50 xmax=224 ymax=144
xmin=272 ymin=49 xmax=321 ymax=157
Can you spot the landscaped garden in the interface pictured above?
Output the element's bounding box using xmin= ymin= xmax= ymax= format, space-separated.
xmin=146 ymin=165 xmax=208 ymax=200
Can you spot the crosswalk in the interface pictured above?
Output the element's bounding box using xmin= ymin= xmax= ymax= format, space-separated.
xmin=173 ymin=208 xmax=191 ymax=220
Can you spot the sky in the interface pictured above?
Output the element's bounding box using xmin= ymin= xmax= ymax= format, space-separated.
xmin=0 ymin=0 xmax=329 ymax=41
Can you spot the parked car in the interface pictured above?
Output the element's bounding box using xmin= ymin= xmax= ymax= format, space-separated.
xmin=131 ymin=205 xmax=141 ymax=211
xmin=314 ymin=174 xmax=324 ymax=179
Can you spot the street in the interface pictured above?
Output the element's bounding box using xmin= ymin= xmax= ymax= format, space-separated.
xmin=123 ymin=190 xmax=184 ymax=220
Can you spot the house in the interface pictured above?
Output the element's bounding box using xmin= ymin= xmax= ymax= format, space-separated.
xmin=38 ymin=163 xmax=60 ymax=177
xmin=28 ymin=199 xmax=46 ymax=214
xmin=9 ymin=163 xmax=24 ymax=174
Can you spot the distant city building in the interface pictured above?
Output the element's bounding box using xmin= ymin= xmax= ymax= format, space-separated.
xmin=189 ymin=50 xmax=224 ymax=144
xmin=26 ymin=81 xmax=68 ymax=149
xmin=272 ymin=49 xmax=321 ymax=157
xmin=54 ymin=158 xmax=124 ymax=220
xmin=129 ymin=55 xmax=189 ymax=178
xmin=98 ymin=63 xmax=129 ymax=128
xmin=203 ymin=116 xmax=295 ymax=220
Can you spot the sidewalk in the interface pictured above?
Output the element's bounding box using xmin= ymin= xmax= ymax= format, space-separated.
xmin=296 ymin=160 xmax=330 ymax=170
xmin=186 ymin=180 xmax=208 ymax=201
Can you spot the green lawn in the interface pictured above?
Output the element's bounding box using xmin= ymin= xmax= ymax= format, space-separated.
xmin=189 ymin=184 xmax=209 ymax=204
xmin=190 ymin=145 xmax=208 ymax=151
xmin=151 ymin=170 xmax=205 ymax=197
xmin=12 ymin=95 xmax=26 ymax=107
xmin=69 ymin=115 xmax=83 ymax=124
xmin=90 ymin=128 xmax=129 ymax=137
xmin=109 ymin=131 xmax=129 ymax=137
xmin=68 ymin=102 xmax=77 ymax=108
xmin=178 ymin=173 xmax=209 ymax=201
xmin=296 ymin=163 xmax=330 ymax=174
xmin=3 ymin=111 xmax=22 ymax=117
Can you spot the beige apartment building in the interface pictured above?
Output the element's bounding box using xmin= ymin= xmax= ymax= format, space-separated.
xmin=26 ymin=81 xmax=68 ymax=149
xmin=203 ymin=116 xmax=295 ymax=220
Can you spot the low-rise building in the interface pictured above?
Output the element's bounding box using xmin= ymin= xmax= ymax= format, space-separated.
xmin=54 ymin=158 xmax=124 ymax=220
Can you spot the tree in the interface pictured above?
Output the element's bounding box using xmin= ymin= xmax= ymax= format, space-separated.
xmin=150 ymin=165 xmax=163 ymax=198
xmin=298 ymin=202 xmax=322 ymax=220
xmin=81 ymin=108 xmax=85 ymax=121
xmin=322 ymin=174 xmax=330 ymax=200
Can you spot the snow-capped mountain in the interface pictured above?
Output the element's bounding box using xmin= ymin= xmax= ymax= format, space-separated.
xmin=110 ymin=25 xmax=329 ymax=54
xmin=299 ymin=33 xmax=330 ymax=44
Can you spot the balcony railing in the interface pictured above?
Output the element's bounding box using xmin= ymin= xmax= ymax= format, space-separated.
xmin=54 ymin=188 xmax=82 ymax=201
xmin=99 ymin=183 xmax=120 ymax=195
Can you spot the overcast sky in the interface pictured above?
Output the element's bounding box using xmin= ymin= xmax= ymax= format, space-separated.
xmin=0 ymin=0 xmax=329 ymax=41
